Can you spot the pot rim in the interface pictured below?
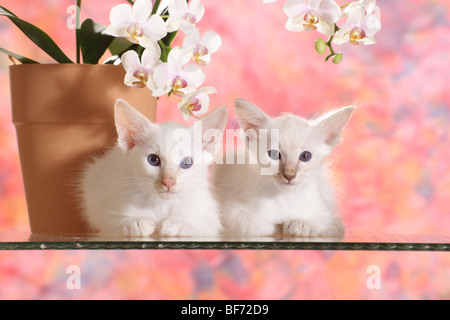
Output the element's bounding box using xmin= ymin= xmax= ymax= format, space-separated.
xmin=9 ymin=63 xmax=125 ymax=70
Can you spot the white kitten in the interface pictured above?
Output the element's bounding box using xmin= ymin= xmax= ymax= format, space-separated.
xmin=80 ymin=99 xmax=227 ymax=237
xmin=213 ymin=99 xmax=354 ymax=238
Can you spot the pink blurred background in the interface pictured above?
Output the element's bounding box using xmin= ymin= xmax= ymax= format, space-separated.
xmin=0 ymin=0 xmax=449 ymax=299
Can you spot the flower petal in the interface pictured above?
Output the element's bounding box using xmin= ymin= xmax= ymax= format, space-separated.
xmin=362 ymin=14 xmax=381 ymax=35
xmin=103 ymin=25 xmax=129 ymax=38
xmin=361 ymin=36 xmax=377 ymax=45
xmin=283 ymin=0 xmax=309 ymax=19
xmin=168 ymin=47 xmax=186 ymax=74
xmin=318 ymin=0 xmax=342 ymax=23
xmin=332 ymin=29 xmax=349 ymax=44
xmin=372 ymin=5 xmax=381 ymax=20
xmin=142 ymin=15 xmax=168 ymax=42
xmin=166 ymin=16 xmax=181 ymax=33
xmin=169 ymin=0 xmax=187 ymax=17
xmin=146 ymin=74 xmax=159 ymax=93
xmin=109 ymin=4 xmax=134 ymax=26
xmin=180 ymin=106 xmax=192 ymax=120
xmin=285 ymin=17 xmax=306 ymax=32
xmin=188 ymin=0 xmax=205 ymax=22
xmin=182 ymin=22 xmax=201 ymax=45
xmin=316 ymin=15 xmax=336 ymax=35
xmin=181 ymin=64 xmax=206 ymax=88
xmin=180 ymin=19 xmax=200 ymax=36
xmin=184 ymin=86 xmax=217 ymax=100
xmin=152 ymin=63 xmax=172 ymax=88
xmin=121 ymin=50 xmax=141 ymax=72
xmin=346 ymin=5 xmax=366 ymax=25
xmin=201 ymin=31 xmax=222 ymax=53
xmin=178 ymin=86 xmax=216 ymax=119
xmin=141 ymin=43 xmax=162 ymax=68
xmin=132 ymin=0 xmax=154 ymax=23
xmin=151 ymin=64 xmax=173 ymax=96
xmin=181 ymin=26 xmax=200 ymax=64
xmin=308 ymin=0 xmax=323 ymax=11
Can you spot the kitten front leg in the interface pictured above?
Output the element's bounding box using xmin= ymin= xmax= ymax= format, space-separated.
xmin=159 ymin=217 xmax=188 ymax=237
xmin=223 ymin=207 xmax=276 ymax=237
xmin=280 ymin=216 xmax=344 ymax=238
xmin=122 ymin=217 xmax=156 ymax=237
xmin=159 ymin=213 xmax=222 ymax=237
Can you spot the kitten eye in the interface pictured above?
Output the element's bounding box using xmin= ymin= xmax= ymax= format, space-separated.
xmin=299 ymin=151 xmax=312 ymax=162
xmin=268 ymin=149 xmax=281 ymax=160
xmin=180 ymin=156 xmax=193 ymax=169
xmin=147 ymin=154 xmax=161 ymax=166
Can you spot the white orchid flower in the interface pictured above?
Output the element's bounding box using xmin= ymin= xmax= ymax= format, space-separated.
xmin=166 ymin=0 xmax=205 ymax=32
xmin=181 ymin=23 xmax=222 ymax=66
xmin=343 ymin=0 xmax=379 ymax=18
xmin=283 ymin=0 xmax=342 ymax=36
xmin=103 ymin=0 xmax=167 ymax=49
xmin=121 ymin=43 xmax=162 ymax=89
xmin=333 ymin=0 xmax=381 ymax=45
xmin=178 ymin=87 xmax=217 ymax=120
xmin=151 ymin=47 xmax=206 ymax=97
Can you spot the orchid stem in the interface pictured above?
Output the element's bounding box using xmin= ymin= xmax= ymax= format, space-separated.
xmin=324 ymin=36 xmax=336 ymax=61
xmin=152 ymin=0 xmax=161 ymax=14
xmin=75 ymin=0 xmax=81 ymax=63
xmin=324 ymin=24 xmax=340 ymax=62
xmin=126 ymin=0 xmax=135 ymax=5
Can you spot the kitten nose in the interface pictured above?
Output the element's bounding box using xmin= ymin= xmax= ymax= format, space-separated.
xmin=162 ymin=178 xmax=176 ymax=191
xmin=283 ymin=173 xmax=296 ymax=183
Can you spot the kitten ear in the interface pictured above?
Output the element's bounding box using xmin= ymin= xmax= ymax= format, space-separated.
xmin=234 ymin=99 xmax=272 ymax=140
xmin=114 ymin=99 xmax=155 ymax=151
xmin=314 ymin=106 xmax=355 ymax=148
xmin=198 ymin=106 xmax=228 ymax=154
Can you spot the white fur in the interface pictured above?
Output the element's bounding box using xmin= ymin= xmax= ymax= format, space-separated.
xmin=212 ymin=99 xmax=354 ymax=238
xmin=80 ymin=99 xmax=227 ymax=237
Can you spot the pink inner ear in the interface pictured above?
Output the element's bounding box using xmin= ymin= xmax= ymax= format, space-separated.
xmin=203 ymin=134 xmax=217 ymax=152
xmin=238 ymin=113 xmax=270 ymax=140
xmin=115 ymin=102 xmax=153 ymax=151
xmin=125 ymin=135 xmax=137 ymax=150
xmin=244 ymin=121 xmax=262 ymax=134
xmin=117 ymin=120 xmax=142 ymax=150
xmin=325 ymin=131 xmax=339 ymax=146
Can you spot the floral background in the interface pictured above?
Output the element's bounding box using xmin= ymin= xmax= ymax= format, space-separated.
xmin=0 ymin=0 xmax=449 ymax=299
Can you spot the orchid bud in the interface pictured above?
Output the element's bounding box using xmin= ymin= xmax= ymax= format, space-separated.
xmin=314 ymin=37 xmax=326 ymax=54
xmin=332 ymin=52 xmax=343 ymax=64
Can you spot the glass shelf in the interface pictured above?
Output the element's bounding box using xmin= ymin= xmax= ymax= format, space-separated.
xmin=0 ymin=231 xmax=449 ymax=251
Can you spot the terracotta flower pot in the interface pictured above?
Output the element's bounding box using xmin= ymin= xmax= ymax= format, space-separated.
xmin=10 ymin=64 xmax=157 ymax=235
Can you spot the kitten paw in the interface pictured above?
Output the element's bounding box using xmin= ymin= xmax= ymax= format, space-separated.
xmin=280 ymin=219 xmax=343 ymax=238
xmin=159 ymin=218 xmax=189 ymax=237
xmin=123 ymin=218 xmax=156 ymax=237
xmin=280 ymin=220 xmax=319 ymax=237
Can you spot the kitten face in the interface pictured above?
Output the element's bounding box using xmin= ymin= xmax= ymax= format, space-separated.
xmin=126 ymin=122 xmax=199 ymax=197
xmin=267 ymin=115 xmax=327 ymax=187
xmin=234 ymin=99 xmax=354 ymax=187
xmin=114 ymin=99 xmax=227 ymax=198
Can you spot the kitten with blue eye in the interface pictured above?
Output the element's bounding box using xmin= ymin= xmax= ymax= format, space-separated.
xmin=80 ymin=99 xmax=227 ymax=237
xmin=213 ymin=99 xmax=355 ymax=238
